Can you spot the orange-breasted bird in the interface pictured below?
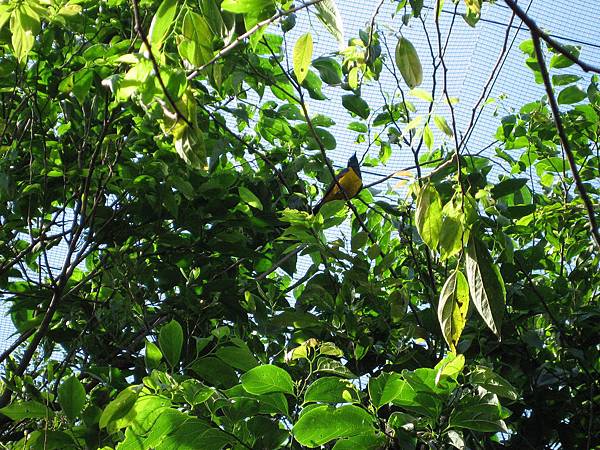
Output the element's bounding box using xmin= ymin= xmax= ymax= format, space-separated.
xmin=313 ymin=153 xmax=363 ymax=214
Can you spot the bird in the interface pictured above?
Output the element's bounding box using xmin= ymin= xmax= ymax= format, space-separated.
xmin=313 ymin=153 xmax=363 ymax=214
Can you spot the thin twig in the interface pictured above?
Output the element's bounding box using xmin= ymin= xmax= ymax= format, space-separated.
xmin=131 ymin=0 xmax=193 ymax=127
xmin=0 ymin=329 xmax=35 ymax=366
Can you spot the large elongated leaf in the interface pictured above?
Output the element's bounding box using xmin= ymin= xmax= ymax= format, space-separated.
xmin=395 ymin=37 xmax=422 ymax=88
xmin=465 ymin=236 xmax=506 ymax=338
xmin=58 ymin=376 xmax=86 ymax=421
xmin=415 ymin=183 xmax=442 ymax=251
xmin=158 ymin=319 xmax=184 ymax=368
xmin=148 ymin=0 xmax=178 ymax=52
xmin=0 ymin=401 xmax=54 ymax=421
xmin=241 ymin=364 xmax=294 ymax=395
xmin=315 ymin=0 xmax=345 ymax=49
xmin=293 ymin=405 xmax=374 ymax=447
xmin=437 ymin=269 xmax=469 ymax=352
xmin=10 ymin=5 xmax=41 ymax=62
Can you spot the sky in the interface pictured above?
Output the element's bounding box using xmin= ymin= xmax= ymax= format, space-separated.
xmin=1 ymin=0 xmax=599 ymax=352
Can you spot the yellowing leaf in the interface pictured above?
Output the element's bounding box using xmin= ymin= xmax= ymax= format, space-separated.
xmin=395 ymin=36 xmax=422 ymax=88
xmin=423 ymin=123 xmax=434 ymax=150
xmin=439 ymin=198 xmax=466 ymax=260
xmin=409 ymin=87 xmax=433 ymax=102
xmin=415 ymin=183 xmax=442 ymax=251
xmin=293 ymin=33 xmax=313 ymax=84
xmin=438 ymin=269 xmax=469 ymax=352
xmin=434 ymin=114 xmax=453 ymax=137
xmin=464 ymin=0 xmax=481 ymax=14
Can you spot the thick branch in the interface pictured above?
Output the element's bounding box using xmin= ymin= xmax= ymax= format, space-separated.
xmin=504 ymin=0 xmax=600 ymax=74
xmin=530 ymin=32 xmax=600 ymax=249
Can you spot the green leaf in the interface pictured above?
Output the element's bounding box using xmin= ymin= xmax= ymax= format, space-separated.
xmin=145 ymin=340 xmax=163 ymax=370
xmin=423 ymin=124 xmax=434 ymax=150
xmin=342 ymin=94 xmax=370 ymax=119
xmin=238 ymin=186 xmax=263 ymax=210
xmin=215 ymin=344 xmax=259 ymax=372
xmin=439 ymin=198 xmax=465 ymax=260
xmin=304 ymin=377 xmax=360 ymax=404
xmin=221 ymin=0 xmax=273 ymax=13
xmin=435 ymin=353 xmax=465 ymax=380
xmin=179 ymin=11 xmax=213 ymax=67
xmin=148 ymin=0 xmax=178 ymax=52
xmin=434 ymin=114 xmax=453 ymax=137
xmin=550 ymin=45 xmax=581 ymax=69
xmin=409 ymin=88 xmax=432 ymax=102
xmin=11 ymin=5 xmax=41 ymax=62
xmin=158 ymin=319 xmax=184 ymax=368
xmin=332 ymin=432 xmax=386 ymax=450
xmin=491 ymin=178 xmax=528 ymax=199
xmin=0 ymin=401 xmax=54 ymax=421
xmin=395 ymin=37 xmax=422 ymax=88
xmin=368 ymin=372 xmax=404 ymax=409
xmin=315 ymin=0 xmax=345 ymax=48
xmin=58 ymin=376 xmax=86 ymax=421
xmin=437 ymin=269 xmax=469 ymax=352
xmin=552 ymin=74 xmax=581 ymax=86
xmin=465 ymin=236 xmax=506 ymax=338
xmin=470 ymin=366 xmax=519 ymax=400
xmin=293 ymin=33 xmax=313 ymax=84
xmin=293 ymin=405 xmax=374 ymax=447
xmin=409 ymin=0 xmax=423 ymax=16
xmin=312 ymin=57 xmax=343 ymax=85
xmin=241 ymin=364 xmax=294 ymax=395
xmin=415 ymin=183 xmax=443 ymax=251
xmin=557 ymin=85 xmax=587 ymax=104
xmin=316 ymin=358 xmax=357 ymax=378
xmin=191 ymin=357 xmax=239 ymax=388
xmin=99 ymin=386 xmax=140 ymax=429
xmin=0 ymin=4 xmax=13 ymax=32
xmin=449 ymin=395 xmax=508 ymax=433
xmin=160 ymin=418 xmax=235 ymax=449
xmin=180 ymin=379 xmax=216 ymax=405
xmin=348 ymin=122 xmax=368 ymax=133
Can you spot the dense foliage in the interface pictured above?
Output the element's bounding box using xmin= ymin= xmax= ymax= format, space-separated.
xmin=0 ymin=0 xmax=598 ymax=448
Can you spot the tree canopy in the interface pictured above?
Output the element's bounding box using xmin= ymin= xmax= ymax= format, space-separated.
xmin=0 ymin=0 xmax=598 ymax=448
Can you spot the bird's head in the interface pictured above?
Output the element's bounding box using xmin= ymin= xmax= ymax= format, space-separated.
xmin=348 ymin=153 xmax=362 ymax=178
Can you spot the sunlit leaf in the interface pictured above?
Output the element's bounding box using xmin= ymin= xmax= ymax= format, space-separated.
xmin=437 ymin=269 xmax=469 ymax=352
xmin=395 ymin=37 xmax=422 ymax=88
xmin=293 ymin=33 xmax=313 ymax=84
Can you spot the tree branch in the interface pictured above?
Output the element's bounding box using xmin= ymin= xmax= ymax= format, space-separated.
xmin=131 ymin=0 xmax=193 ymax=128
xmin=530 ymin=31 xmax=600 ymax=249
xmin=504 ymin=0 xmax=600 ymax=74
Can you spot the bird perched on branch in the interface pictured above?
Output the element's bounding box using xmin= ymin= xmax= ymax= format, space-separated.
xmin=313 ymin=153 xmax=363 ymax=214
